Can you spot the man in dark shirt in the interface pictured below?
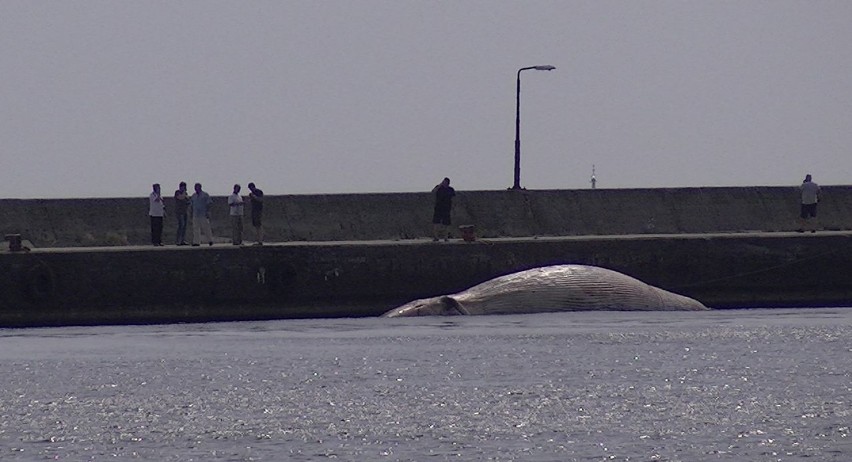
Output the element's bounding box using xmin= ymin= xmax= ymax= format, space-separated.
xmin=174 ymin=181 xmax=190 ymax=245
xmin=248 ymin=182 xmax=264 ymax=245
xmin=432 ymin=177 xmax=455 ymax=241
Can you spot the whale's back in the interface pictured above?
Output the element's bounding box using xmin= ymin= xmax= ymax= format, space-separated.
xmin=453 ymin=265 xmax=707 ymax=315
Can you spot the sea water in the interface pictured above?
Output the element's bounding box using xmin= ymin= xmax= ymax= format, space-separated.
xmin=0 ymin=308 xmax=849 ymax=461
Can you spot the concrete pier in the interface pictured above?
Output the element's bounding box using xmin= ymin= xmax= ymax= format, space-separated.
xmin=2 ymin=232 xmax=852 ymax=327
xmin=2 ymin=187 xmax=851 ymax=327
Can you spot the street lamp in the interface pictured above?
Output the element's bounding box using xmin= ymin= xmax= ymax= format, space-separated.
xmin=512 ymin=65 xmax=555 ymax=190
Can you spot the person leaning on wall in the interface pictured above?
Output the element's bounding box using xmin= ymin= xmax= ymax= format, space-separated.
xmin=798 ymin=173 xmax=820 ymax=233
xmin=431 ymin=177 xmax=456 ymax=242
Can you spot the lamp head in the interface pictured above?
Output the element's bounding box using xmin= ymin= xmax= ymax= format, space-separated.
xmin=534 ymin=65 xmax=556 ymax=71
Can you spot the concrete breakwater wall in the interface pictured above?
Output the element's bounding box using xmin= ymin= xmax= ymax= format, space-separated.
xmin=3 ymin=186 xmax=852 ymax=247
xmin=2 ymin=233 xmax=852 ymax=327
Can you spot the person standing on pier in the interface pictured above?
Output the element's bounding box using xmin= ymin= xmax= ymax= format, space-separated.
xmin=148 ymin=183 xmax=165 ymax=246
xmin=228 ymin=184 xmax=244 ymax=246
xmin=432 ymin=177 xmax=455 ymax=241
xmin=191 ymin=183 xmax=214 ymax=246
xmin=248 ymin=182 xmax=264 ymax=246
xmin=174 ymin=182 xmax=190 ymax=246
xmin=798 ymin=174 xmax=820 ymax=233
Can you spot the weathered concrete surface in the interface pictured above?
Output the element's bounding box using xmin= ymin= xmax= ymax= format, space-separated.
xmin=3 ymin=186 xmax=852 ymax=247
xmin=2 ymin=232 xmax=851 ymax=327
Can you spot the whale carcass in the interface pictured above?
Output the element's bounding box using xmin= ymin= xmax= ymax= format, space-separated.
xmin=381 ymin=264 xmax=708 ymax=317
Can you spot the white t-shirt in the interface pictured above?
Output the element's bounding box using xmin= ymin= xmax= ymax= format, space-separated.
xmin=228 ymin=193 xmax=244 ymax=216
xmin=149 ymin=192 xmax=165 ymax=217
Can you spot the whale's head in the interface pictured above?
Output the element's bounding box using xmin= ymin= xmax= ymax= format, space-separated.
xmin=381 ymin=296 xmax=470 ymax=317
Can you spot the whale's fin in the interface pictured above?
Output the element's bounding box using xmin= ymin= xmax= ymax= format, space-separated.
xmin=440 ymin=296 xmax=470 ymax=315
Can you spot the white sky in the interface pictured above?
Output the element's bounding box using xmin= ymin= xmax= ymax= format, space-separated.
xmin=2 ymin=1 xmax=851 ymax=199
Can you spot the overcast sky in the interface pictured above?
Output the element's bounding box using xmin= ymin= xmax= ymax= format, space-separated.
xmin=2 ymin=1 xmax=850 ymax=199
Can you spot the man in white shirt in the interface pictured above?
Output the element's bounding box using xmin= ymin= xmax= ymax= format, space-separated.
xmin=148 ymin=183 xmax=165 ymax=246
xmin=798 ymin=174 xmax=820 ymax=233
xmin=228 ymin=184 xmax=244 ymax=245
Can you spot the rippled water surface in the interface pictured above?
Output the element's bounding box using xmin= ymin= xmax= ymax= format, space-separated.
xmin=1 ymin=308 xmax=850 ymax=461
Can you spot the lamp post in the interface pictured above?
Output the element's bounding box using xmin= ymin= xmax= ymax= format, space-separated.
xmin=512 ymin=65 xmax=555 ymax=190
